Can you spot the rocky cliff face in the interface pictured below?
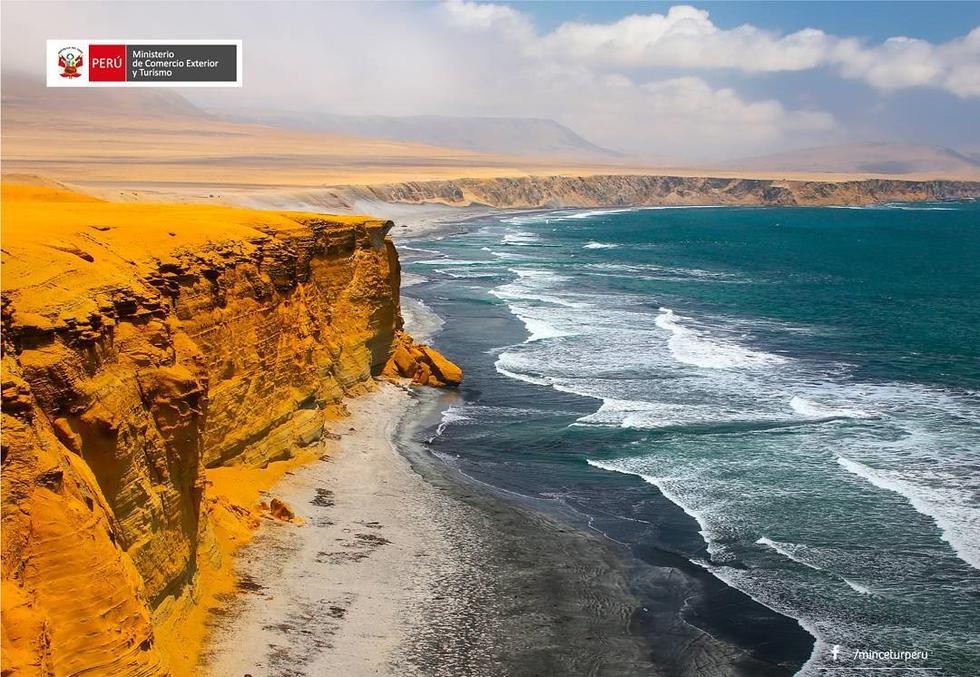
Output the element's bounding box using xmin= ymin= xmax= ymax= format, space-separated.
xmin=328 ymin=174 xmax=980 ymax=209
xmin=0 ymin=185 xmax=459 ymax=676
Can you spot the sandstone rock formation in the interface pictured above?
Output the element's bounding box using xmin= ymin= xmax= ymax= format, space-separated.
xmin=264 ymin=498 xmax=297 ymax=522
xmin=382 ymin=332 xmax=463 ymax=387
xmin=325 ymin=174 xmax=980 ymax=209
xmin=0 ymin=184 xmax=460 ymax=676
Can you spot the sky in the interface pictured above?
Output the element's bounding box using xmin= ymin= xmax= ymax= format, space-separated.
xmin=2 ymin=1 xmax=978 ymax=162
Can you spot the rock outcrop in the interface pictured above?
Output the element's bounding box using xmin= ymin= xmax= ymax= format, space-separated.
xmin=0 ymin=184 xmax=460 ymax=676
xmin=319 ymin=174 xmax=980 ymax=209
xmin=382 ymin=332 xmax=463 ymax=387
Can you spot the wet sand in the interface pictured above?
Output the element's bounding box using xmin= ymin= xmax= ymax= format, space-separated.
xmin=200 ymin=384 xmax=658 ymax=676
xmin=201 ymin=380 xmax=810 ymax=677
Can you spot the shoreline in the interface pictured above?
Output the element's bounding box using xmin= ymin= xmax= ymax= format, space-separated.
xmin=393 ymin=210 xmax=818 ymax=675
xmin=196 ymin=205 xmax=821 ymax=676
xmin=385 ymin=199 xmax=978 ymax=244
xmin=199 ymin=383 xmax=661 ymax=676
xmin=400 ymin=391 xmax=814 ymax=677
xmin=201 ymin=383 xmax=449 ymax=675
xmin=200 ymin=377 xmax=813 ymax=676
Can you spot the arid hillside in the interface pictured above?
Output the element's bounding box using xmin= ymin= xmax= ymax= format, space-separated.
xmin=722 ymin=143 xmax=980 ymax=177
xmin=0 ymin=75 xmax=608 ymax=200
xmin=5 ymin=73 xmax=979 ymax=211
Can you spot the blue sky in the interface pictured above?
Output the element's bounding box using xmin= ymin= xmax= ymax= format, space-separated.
xmin=3 ymin=1 xmax=978 ymax=161
xmin=522 ymin=2 xmax=980 ymax=42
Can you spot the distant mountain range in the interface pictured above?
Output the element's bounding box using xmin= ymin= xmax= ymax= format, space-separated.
xmin=213 ymin=109 xmax=622 ymax=160
xmin=1 ymin=73 xmax=204 ymax=119
xmin=722 ymin=143 xmax=980 ymax=177
xmin=2 ymin=73 xmax=621 ymax=161
xmin=4 ymin=72 xmax=977 ymax=178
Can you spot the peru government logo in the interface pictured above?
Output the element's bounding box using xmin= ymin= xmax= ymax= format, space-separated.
xmin=57 ymin=46 xmax=83 ymax=78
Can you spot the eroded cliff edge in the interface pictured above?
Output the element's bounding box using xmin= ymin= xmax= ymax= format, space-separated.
xmin=296 ymin=174 xmax=980 ymax=210
xmin=0 ymin=185 xmax=459 ymax=676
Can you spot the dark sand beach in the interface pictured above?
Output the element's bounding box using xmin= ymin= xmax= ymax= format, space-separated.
xmin=202 ymin=381 xmax=812 ymax=676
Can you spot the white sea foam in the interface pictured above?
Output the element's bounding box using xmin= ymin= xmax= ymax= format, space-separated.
xmin=514 ymin=268 xmax=569 ymax=281
xmin=879 ymin=203 xmax=957 ymax=211
xmin=583 ymin=241 xmax=620 ymax=249
xmin=655 ymin=308 xmax=787 ymax=370
xmin=565 ymin=208 xmax=634 ymax=220
xmin=436 ymin=406 xmax=471 ymax=436
xmin=638 ymin=205 xmax=724 ymax=210
xmin=576 ymin=398 xmax=660 ymax=427
xmin=756 ymin=537 xmax=824 ymax=571
xmin=843 ymin=578 xmax=872 ymax=595
xmin=758 ymin=537 xmax=878 ymax=596
xmin=401 ymin=272 xmax=427 ymax=288
xmin=829 ymin=203 xmax=960 ymax=212
xmin=508 ymin=206 xmax=724 ymax=225
xmin=837 ymin=455 xmax=980 ymax=570
xmin=489 ymin=272 xmax=797 ymax=429
xmin=575 ymin=397 xmax=737 ymax=429
xmin=399 ymin=245 xmax=441 ymax=255
xmin=500 ymin=211 xmax=569 ymax=225
xmin=789 ymin=396 xmax=874 ymax=420
xmin=502 ymin=230 xmax=541 ymax=246
xmin=490 ymin=250 xmax=537 ymax=261
xmin=587 ymin=459 xmax=715 ymax=550
xmin=580 ymin=262 xmax=749 ymax=285
xmin=437 ymin=268 xmax=500 ymax=279
xmin=519 ymin=316 xmax=570 ymax=342
xmin=416 ymin=258 xmax=493 ymax=266
xmin=493 ymin=358 xmax=551 ymax=386
xmin=490 ymin=288 xmax=584 ymax=308
xmin=400 ymin=296 xmax=444 ymax=342
xmin=489 ymin=269 xmax=587 ymax=309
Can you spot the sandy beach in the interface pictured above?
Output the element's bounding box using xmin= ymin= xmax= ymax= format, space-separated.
xmin=199 ymin=375 xmax=811 ymax=677
xmin=199 ymin=379 xmax=674 ymax=677
xmin=201 ymin=384 xmax=449 ymax=676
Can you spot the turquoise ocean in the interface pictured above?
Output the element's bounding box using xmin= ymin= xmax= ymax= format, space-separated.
xmin=402 ymin=202 xmax=980 ymax=675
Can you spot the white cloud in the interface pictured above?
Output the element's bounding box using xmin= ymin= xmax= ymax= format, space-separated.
xmin=939 ymin=28 xmax=980 ymax=97
xmin=443 ymin=0 xmax=531 ymax=38
xmin=533 ymin=5 xmax=833 ymax=72
xmin=832 ymin=27 xmax=980 ymax=97
xmin=434 ymin=1 xmax=841 ymax=158
xmin=453 ymin=1 xmax=979 ymax=99
xmin=549 ymin=74 xmax=836 ymax=159
xmin=3 ymin=1 xmax=974 ymax=161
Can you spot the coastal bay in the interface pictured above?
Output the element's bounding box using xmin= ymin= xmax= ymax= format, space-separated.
xmin=198 ymin=209 xmax=821 ymax=677
xmin=397 ymin=203 xmax=980 ymax=676
xmin=4 ymin=3 xmax=980 ymax=675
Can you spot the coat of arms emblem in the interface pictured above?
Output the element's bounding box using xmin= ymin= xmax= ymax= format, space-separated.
xmin=58 ymin=47 xmax=84 ymax=78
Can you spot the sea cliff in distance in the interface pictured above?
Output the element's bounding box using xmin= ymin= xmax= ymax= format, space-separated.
xmin=308 ymin=174 xmax=980 ymax=211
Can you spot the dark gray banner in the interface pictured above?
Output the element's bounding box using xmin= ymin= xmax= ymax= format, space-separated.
xmin=126 ymin=44 xmax=237 ymax=82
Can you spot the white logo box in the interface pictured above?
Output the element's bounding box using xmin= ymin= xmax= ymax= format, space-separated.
xmin=46 ymin=39 xmax=242 ymax=87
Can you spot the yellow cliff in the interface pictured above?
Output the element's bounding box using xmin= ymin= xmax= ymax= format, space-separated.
xmin=0 ymin=183 xmax=460 ymax=675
